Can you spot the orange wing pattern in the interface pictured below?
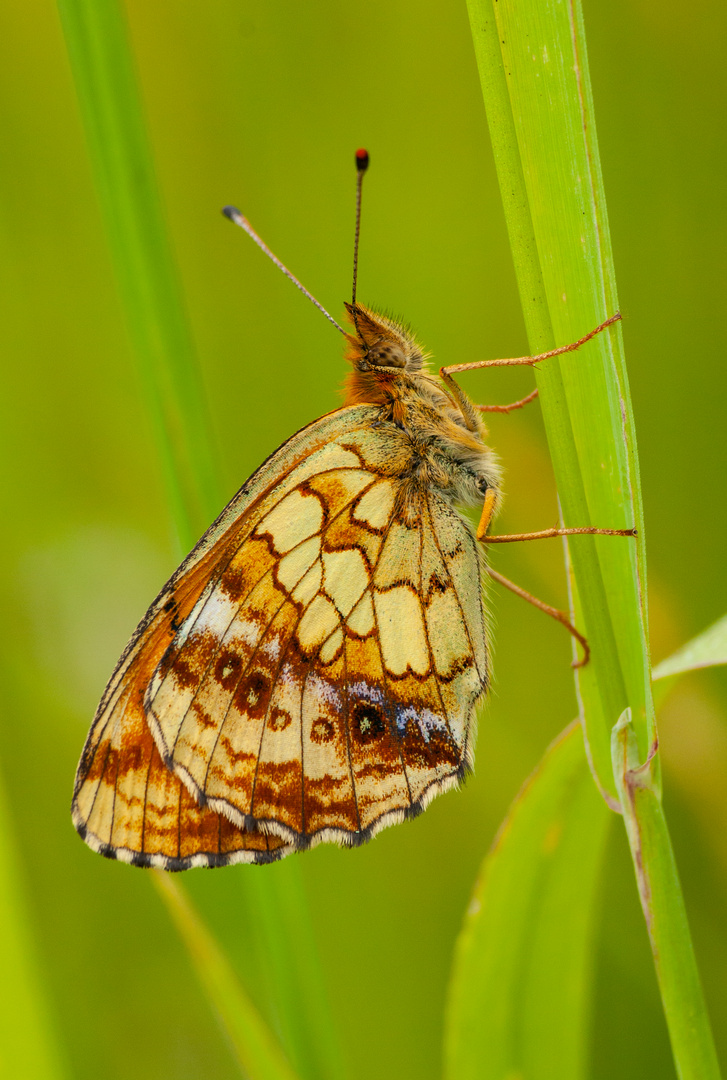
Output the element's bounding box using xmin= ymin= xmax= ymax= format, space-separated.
xmin=73 ymin=405 xmax=490 ymax=866
xmin=72 ymin=518 xmax=293 ymax=867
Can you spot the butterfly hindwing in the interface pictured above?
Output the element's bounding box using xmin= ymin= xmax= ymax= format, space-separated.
xmin=73 ymin=689 xmax=291 ymax=869
xmin=146 ymin=418 xmax=489 ymax=850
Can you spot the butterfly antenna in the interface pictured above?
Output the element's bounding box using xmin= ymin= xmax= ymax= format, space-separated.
xmin=222 ymin=205 xmax=347 ymax=336
xmin=351 ymin=148 xmax=369 ymax=340
xmin=352 ymin=149 xmax=369 ymax=307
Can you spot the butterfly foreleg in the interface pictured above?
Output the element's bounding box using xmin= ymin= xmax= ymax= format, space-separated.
xmin=440 ymin=312 xmax=622 ymax=380
xmin=440 ymin=312 xmax=621 ymax=419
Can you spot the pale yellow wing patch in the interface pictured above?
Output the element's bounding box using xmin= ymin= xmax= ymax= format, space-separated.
xmin=421 ymin=493 xmax=488 ymax=763
xmin=426 ymin=491 xmax=488 ymax=685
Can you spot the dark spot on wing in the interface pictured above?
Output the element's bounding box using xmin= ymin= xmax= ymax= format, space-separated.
xmin=269 ymin=707 xmax=292 ymax=731
xmin=352 ymin=702 xmax=386 ymax=744
xmin=214 ymin=650 xmax=244 ymax=691
xmin=310 ymin=717 xmax=335 ymax=744
xmin=233 ymin=670 xmax=272 ymax=719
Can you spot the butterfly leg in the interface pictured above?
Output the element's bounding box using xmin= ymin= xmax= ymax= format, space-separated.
xmin=475 ymin=388 xmax=540 ymax=414
xmin=439 ymin=313 xmax=621 ymax=428
xmin=486 ymin=566 xmax=590 ymax=668
xmin=474 ymin=471 xmax=637 ymax=544
xmin=480 ymin=523 xmax=636 ymax=665
xmin=440 ymin=312 xmax=621 ymax=379
xmin=483 ymin=525 xmax=637 ymax=543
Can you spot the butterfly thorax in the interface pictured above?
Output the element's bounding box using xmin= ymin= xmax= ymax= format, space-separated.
xmin=343 ymin=302 xmax=501 ymax=516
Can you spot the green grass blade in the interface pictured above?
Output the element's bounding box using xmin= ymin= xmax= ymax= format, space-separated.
xmin=153 ymin=873 xmax=300 ymax=1080
xmin=465 ymin=0 xmax=652 ymax=799
xmin=464 ymin=2 xmax=721 ymax=1077
xmin=0 ymin=771 xmax=67 ymax=1080
xmin=56 ymin=5 xmax=342 ymax=1078
xmin=612 ymin=712 xmax=722 ymax=1079
xmin=56 ymin=0 xmax=223 ymax=549
xmin=652 ymin=614 xmax=727 ymax=680
xmin=445 ymin=724 xmax=610 ymax=1080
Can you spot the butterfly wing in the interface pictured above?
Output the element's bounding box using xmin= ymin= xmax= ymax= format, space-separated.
xmin=73 ymin=673 xmax=291 ymax=869
xmin=145 ymin=422 xmax=490 ymax=851
xmin=73 ymin=405 xmax=380 ymax=866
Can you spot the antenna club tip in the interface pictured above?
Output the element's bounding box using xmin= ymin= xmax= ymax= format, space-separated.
xmin=222 ymin=205 xmax=242 ymax=222
xmin=355 ymin=148 xmax=370 ymax=172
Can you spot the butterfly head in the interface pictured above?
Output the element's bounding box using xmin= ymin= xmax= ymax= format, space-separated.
xmin=344 ymin=302 xmax=427 ymax=374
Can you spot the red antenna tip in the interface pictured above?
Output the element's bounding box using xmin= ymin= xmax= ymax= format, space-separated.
xmin=355 ymin=148 xmax=370 ymax=172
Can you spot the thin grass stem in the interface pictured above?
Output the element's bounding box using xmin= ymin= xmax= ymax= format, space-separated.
xmin=57 ymin=0 xmax=222 ymax=551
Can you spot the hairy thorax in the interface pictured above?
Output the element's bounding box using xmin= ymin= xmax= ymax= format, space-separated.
xmin=342 ymin=302 xmax=501 ymax=518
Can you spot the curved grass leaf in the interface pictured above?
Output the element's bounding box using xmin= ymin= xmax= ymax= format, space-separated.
xmin=56 ymin=0 xmax=222 ymax=550
xmin=242 ymin=866 xmax=347 ymax=1080
xmin=56 ymin=4 xmax=342 ymax=1078
xmin=463 ymin=4 xmax=720 ymax=1076
xmin=445 ymin=724 xmax=610 ymax=1080
xmin=652 ymin=614 xmax=727 ymax=681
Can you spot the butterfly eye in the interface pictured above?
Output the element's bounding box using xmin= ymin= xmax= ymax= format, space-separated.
xmin=476 ymin=476 xmax=489 ymax=495
xmin=370 ymin=343 xmax=407 ymax=368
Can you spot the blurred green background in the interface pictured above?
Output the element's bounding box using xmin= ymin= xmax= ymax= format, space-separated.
xmin=1 ymin=1 xmax=726 ymax=1077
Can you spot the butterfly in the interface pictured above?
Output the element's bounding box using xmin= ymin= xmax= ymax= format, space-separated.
xmin=72 ymin=151 xmax=627 ymax=870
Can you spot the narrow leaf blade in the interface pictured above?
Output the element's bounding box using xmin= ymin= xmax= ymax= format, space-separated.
xmin=445 ymin=724 xmax=610 ymax=1080
xmin=57 ymin=6 xmax=343 ymax=1079
xmin=56 ymin=0 xmax=223 ymax=548
xmin=652 ymin=615 xmax=727 ymax=681
xmin=153 ymin=872 xmax=301 ymax=1080
xmin=465 ymin=0 xmax=653 ymax=799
